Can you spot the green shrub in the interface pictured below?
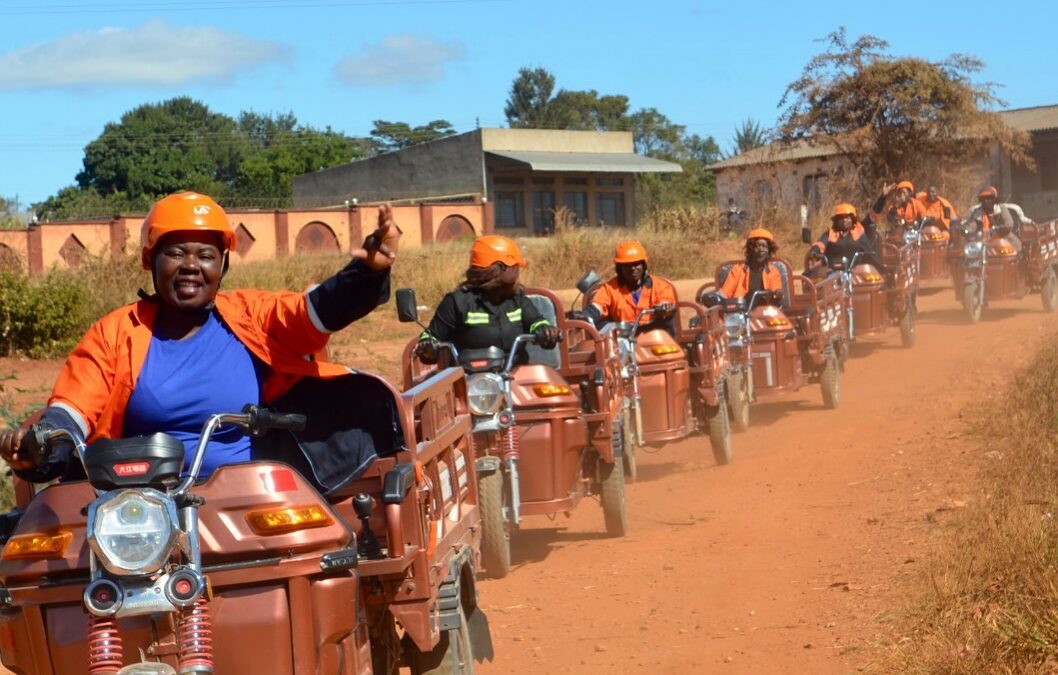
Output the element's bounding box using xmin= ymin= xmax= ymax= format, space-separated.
xmin=0 ymin=269 xmax=92 ymax=358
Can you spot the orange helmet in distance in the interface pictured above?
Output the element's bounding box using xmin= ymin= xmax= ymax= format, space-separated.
xmin=141 ymin=192 xmax=236 ymax=270
xmin=614 ymin=240 xmax=648 ymax=264
xmin=469 ymin=235 xmax=526 ymax=268
xmin=978 ymin=186 xmax=999 ymax=199
xmin=832 ymin=203 xmax=858 ymax=219
xmin=896 ymin=180 xmax=914 ymax=193
xmin=746 ymin=228 xmax=774 ymax=242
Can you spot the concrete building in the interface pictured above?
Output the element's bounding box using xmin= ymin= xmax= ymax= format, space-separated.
xmin=293 ymin=128 xmax=682 ymax=235
xmin=709 ymin=104 xmax=1058 ymax=221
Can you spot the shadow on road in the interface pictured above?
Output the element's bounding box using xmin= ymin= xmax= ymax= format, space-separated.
xmin=743 ymin=398 xmax=822 ymax=427
xmin=509 ymin=527 xmax=613 ymax=568
xmin=918 ymin=306 xmax=1024 ymax=326
xmin=627 ymin=459 xmax=683 ymax=484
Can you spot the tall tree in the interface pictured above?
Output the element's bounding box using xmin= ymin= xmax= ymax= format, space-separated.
xmin=732 ymin=118 xmax=767 ymax=155
xmin=777 ymin=28 xmax=1030 ymax=196
xmin=369 ymin=119 xmax=456 ymax=153
xmin=505 ymin=67 xmax=557 ymax=128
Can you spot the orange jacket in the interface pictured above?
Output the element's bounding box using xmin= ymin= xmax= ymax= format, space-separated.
xmin=882 ymin=199 xmax=927 ymax=224
xmin=49 ymin=290 xmax=350 ymax=443
xmin=915 ymin=194 xmax=958 ymax=227
xmin=719 ymin=262 xmax=784 ymax=299
xmin=591 ymin=274 xmax=677 ymax=323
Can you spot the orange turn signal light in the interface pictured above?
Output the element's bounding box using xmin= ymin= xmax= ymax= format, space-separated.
xmin=764 ymin=317 xmax=790 ymax=327
xmin=2 ymin=531 xmax=73 ymax=560
xmin=532 ymin=384 xmax=571 ymax=397
xmin=246 ymin=504 xmax=334 ymax=536
xmin=996 ymin=246 xmax=1016 ymax=256
xmin=860 ymin=273 xmax=883 ymax=282
xmin=650 ymin=344 xmax=682 ymax=356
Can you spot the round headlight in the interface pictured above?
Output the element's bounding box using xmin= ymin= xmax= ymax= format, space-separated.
xmin=964 ymin=241 xmax=984 ymax=260
xmin=467 ymin=373 xmax=504 ymax=416
xmin=87 ymin=490 xmax=177 ymax=576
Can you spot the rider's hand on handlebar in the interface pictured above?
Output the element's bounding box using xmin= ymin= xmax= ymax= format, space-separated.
xmin=766 ymin=289 xmax=784 ymax=304
xmin=654 ymin=302 xmax=675 ymax=316
xmin=0 ymin=428 xmax=37 ymax=472
xmin=534 ymin=325 xmax=562 ymax=349
xmin=352 ymin=203 xmax=403 ymax=272
xmin=414 ymin=338 xmax=440 ymax=364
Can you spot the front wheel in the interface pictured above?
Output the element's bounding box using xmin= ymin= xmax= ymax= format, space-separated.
xmin=705 ymin=389 xmax=732 ymax=465
xmin=408 ymin=603 xmax=475 ymax=675
xmin=899 ymin=300 xmax=916 ymax=348
xmin=1042 ymin=266 xmax=1058 ymax=312
xmin=963 ymin=280 xmax=983 ymax=323
xmin=598 ymin=458 xmax=629 ymax=537
xmin=727 ymin=369 xmax=751 ymax=432
xmin=820 ymin=347 xmax=840 ymax=409
xmin=477 ymin=470 xmax=511 ymax=579
xmin=617 ymin=410 xmax=637 ymax=483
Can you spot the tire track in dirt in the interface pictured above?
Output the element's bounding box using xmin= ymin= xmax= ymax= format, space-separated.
xmin=475 ymin=283 xmax=1058 ymax=674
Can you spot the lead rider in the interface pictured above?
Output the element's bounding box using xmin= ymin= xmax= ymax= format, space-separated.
xmin=0 ymin=191 xmax=401 ymax=489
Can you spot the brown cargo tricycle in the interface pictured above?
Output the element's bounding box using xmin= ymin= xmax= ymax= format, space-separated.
xmin=572 ymin=272 xmax=733 ymax=466
xmin=886 ymin=216 xmax=950 ymax=282
xmin=948 ymin=218 xmax=1058 ymax=322
xmin=698 ymin=258 xmax=849 ymax=427
xmin=0 ymin=370 xmax=485 ymax=674
xmin=399 ymin=287 xmax=628 ymax=581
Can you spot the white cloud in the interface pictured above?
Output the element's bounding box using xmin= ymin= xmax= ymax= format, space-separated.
xmin=335 ymin=34 xmax=465 ymax=87
xmin=0 ymin=21 xmax=286 ymax=91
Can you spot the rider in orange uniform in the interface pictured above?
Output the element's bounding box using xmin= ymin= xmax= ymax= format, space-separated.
xmin=718 ymin=228 xmax=785 ymax=302
xmin=873 ymin=180 xmax=926 ymax=227
xmin=585 ymin=241 xmax=677 ymax=333
xmin=915 ymin=185 xmax=958 ymax=229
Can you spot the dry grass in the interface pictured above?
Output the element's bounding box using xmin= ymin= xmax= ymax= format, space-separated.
xmin=878 ymin=340 xmax=1058 ymax=673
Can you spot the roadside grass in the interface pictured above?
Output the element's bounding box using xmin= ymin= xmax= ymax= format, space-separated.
xmin=879 ymin=340 xmax=1058 ymax=673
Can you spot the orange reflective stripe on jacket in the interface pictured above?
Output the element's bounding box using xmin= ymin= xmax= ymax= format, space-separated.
xmin=591 ymin=275 xmax=677 ymax=323
xmin=49 ymin=289 xmax=348 ymax=442
xmin=719 ymin=262 xmax=784 ymax=299
xmin=889 ymin=200 xmax=926 ymax=223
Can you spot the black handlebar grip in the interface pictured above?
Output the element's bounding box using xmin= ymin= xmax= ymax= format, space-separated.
xmin=19 ymin=424 xmax=54 ymax=468
xmin=242 ymin=404 xmax=307 ymax=437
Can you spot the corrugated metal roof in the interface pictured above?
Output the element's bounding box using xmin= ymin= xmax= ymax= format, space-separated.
xmin=709 ymin=104 xmax=1058 ymax=172
xmin=486 ymin=150 xmax=682 ymax=173
xmin=997 ymin=104 xmax=1058 ymax=133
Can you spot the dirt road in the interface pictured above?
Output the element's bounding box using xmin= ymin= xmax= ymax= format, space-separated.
xmin=2 ymin=281 xmax=1055 ymax=673
xmin=474 ymin=284 xmax=1058 ymax=674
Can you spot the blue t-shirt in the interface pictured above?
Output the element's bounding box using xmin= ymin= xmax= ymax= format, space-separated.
xmin=124 ymin=312 xmax=265 ymax=477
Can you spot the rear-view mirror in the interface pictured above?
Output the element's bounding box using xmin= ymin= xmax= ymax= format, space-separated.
xmin=396 ymin=288 xmax=418 ymax=323
xmin=576 ymin=270 xmax=601 ymax=295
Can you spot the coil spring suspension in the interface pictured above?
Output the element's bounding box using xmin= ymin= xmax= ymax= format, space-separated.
xmin=177 ymin=596 xmax=214 ymax=673
xmin=502 ymin=425 xmax=518 ymax=462
xmin=87 ymin=614 xmax=123 ymax=674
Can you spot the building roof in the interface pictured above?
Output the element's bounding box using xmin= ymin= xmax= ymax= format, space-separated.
xmin=709 ymin=104 xmax=1058 ymax=172
xmin=486 ymin=149 xmax=682 ymax=173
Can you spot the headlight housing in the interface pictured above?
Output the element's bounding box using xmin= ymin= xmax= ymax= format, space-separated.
xmin=87 ymin=489 xmax=178 ymax=576
xmin=724 ymin=315 xmax=745 ymax=340
xmin=964 ymin=241 xmax=984 ymax=265
xmin=466 ymin=373 xmax=505 ymax=416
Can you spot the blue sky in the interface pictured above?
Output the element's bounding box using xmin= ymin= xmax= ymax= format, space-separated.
xmin=1 ymin=0 xmax=1055 ymax=208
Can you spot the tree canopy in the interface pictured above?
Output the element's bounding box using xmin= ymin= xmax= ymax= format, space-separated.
xmin=777 ymin=28 xmax=1030 ymax=195
xmin=369 ymin=119 xmax=456 ymax=153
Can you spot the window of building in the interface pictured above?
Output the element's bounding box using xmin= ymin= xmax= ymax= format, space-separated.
xmin=596 ymin=177 xmax=624 ymax=186
xmin=531 ymin=176 xmax=555 ymax=185
xmin=564 ymin=176 xmax=588 ymax=185
xmin=495 ymin=191 xmax=525 ymax=228
xmin=564 ymin=191 xmax=588 ymax=224
xmin=533 ymin=191 xmax=556 ymax=234
xmin=596 ymin=192 xmax=625 ymax=226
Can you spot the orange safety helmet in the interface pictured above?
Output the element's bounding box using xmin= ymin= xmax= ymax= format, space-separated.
xmin=469 ymin=235 xmax=526 ymax=268
xmin=746 ymin=228 xmax=774 ymax=242
xmin=140 ymin=192 xmax=236 ymax=270
xmin=832 ymin=203 xmax=858 ymax=219
xmin=614 ymin=240 xmax=648 ymax=264
xmin=896 ymin=180 xmax=914 ymax=193
xmin=978 ymin=186 xmax=999 ymax=199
